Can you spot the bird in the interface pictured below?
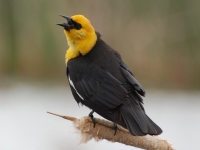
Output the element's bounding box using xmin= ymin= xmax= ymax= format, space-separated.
xmin=57 ymin=14 xmax=162 ymax=136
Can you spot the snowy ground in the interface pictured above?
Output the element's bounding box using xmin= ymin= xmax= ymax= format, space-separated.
xmin=0 ymin=83 xmax=200 ymax=150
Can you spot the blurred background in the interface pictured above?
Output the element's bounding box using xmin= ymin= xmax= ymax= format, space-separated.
xmin=0 ymin=0 xmax=200 ymax=150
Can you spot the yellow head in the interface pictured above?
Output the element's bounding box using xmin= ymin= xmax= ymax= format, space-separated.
xmin=58 ymin=15 xmax=97 ymax=63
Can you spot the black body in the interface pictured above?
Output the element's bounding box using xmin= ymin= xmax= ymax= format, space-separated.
xmin=67 ymin=32 xmax=162 ymax=136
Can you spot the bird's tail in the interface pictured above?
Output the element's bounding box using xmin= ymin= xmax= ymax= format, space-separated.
xmin=120 ymin=102 xmax=162 ymax=136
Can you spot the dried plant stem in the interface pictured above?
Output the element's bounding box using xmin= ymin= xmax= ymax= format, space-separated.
xmin=47 ymin=111 xmax=174 ymax=150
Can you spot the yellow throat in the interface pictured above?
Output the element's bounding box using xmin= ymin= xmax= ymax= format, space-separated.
xmin=64 ymin=15 xmax=97 ymax=64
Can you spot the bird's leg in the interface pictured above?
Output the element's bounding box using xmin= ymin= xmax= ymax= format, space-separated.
xmin=114 ymin=123 xmax=118 ymax=135
xmin=89 ymin=110 xmax=96 ymax=128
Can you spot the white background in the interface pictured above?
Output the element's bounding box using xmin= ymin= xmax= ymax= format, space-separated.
xmin=1 ymin=83 xmax=199 ymax=150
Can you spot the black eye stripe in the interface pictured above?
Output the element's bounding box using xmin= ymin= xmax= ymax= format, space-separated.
xmin=71 ymin=19 xmax=82 ymax=30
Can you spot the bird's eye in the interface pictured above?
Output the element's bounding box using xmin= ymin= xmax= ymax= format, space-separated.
xmin=75 ymin=23 xmax=82 ymax=30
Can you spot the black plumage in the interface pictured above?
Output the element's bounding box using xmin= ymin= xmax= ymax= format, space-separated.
xmin=67 ymin=32 xmax=162 ymax=136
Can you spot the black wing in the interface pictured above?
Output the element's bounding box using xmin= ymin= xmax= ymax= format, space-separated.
xmin=120 ymin=61 xmax=146 ymax=96
xmin=67 ymin=58 xmax=128 ymax=109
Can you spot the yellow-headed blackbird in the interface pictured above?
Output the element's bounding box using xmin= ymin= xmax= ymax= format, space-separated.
xmin=57 ymin=15 xmax=162 ymax=136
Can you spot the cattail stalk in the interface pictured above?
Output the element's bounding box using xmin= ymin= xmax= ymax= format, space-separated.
xmin=47 ymin=111 xmax=174 ymax=150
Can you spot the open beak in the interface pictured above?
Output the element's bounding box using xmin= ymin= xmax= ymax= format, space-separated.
xmin=57 ymin=15 xmax=73 ymax=31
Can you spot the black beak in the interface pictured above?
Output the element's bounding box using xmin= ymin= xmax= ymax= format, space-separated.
xmin=57 ymin=15 xmax=73 ymax=31
xmin=59 ymin=15 xmax=71 ymax=22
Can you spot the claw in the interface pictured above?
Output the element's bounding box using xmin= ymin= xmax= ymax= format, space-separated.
xmin=114 ymin=123 xmax=118 ymax=135
xmin=89 ymin=110 xmax=96 ymax=128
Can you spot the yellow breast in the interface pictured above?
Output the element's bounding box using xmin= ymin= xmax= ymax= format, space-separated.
xmin=64 ymin=29 xmax=97 ymax=64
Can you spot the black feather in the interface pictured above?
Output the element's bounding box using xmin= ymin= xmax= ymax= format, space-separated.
xmin=120 ymin=64 xmax=146 ymax=96
xmin=66 ymin=31 xmax=162 ymax=136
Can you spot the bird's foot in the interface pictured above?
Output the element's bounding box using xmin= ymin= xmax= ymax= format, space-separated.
xmin=89 ymin=110 xmax=96 ymax=128
xmin=114 ymin=123 xmax=118 ymax=135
